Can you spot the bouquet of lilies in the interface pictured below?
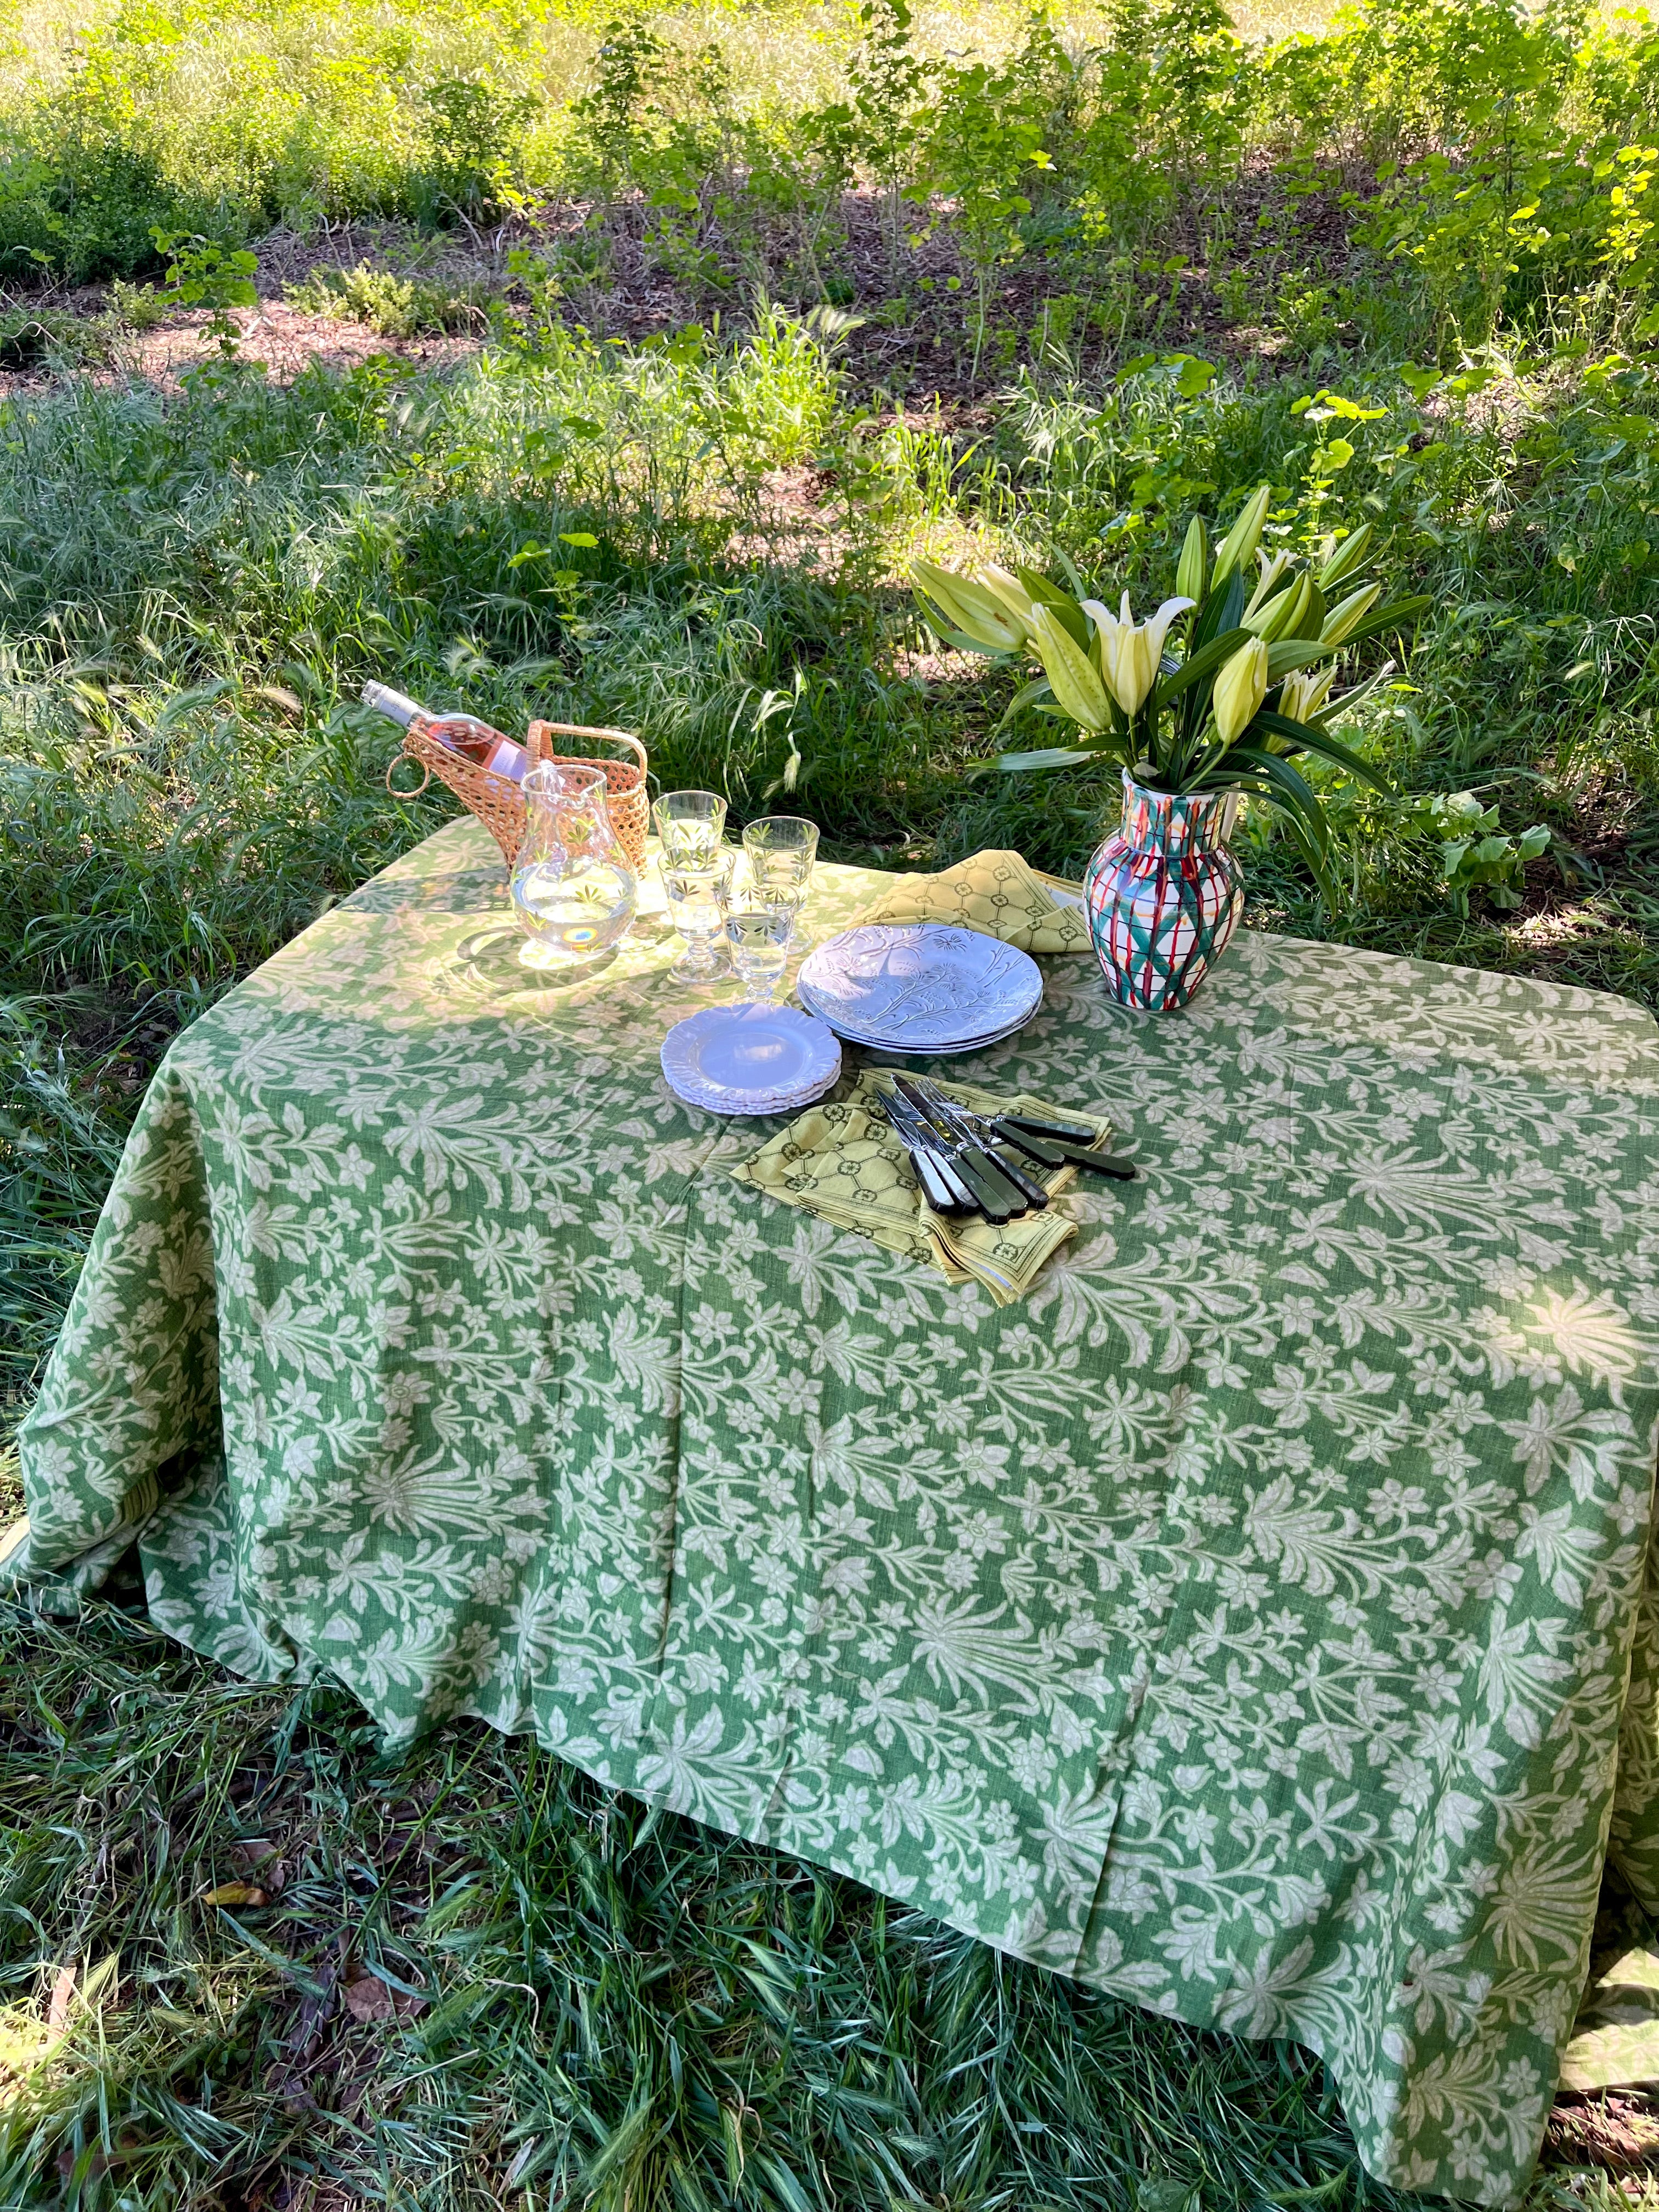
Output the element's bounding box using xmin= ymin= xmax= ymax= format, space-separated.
xmin=912 ymin=485 xmax=1429 ymax=899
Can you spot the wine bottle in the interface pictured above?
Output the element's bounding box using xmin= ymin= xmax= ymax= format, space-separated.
xmin=362 ymin=682 xmax=529 ymax=783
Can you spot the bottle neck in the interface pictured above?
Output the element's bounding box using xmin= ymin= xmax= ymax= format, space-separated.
xmin=362 ymin=680 xmax=425 ymax=728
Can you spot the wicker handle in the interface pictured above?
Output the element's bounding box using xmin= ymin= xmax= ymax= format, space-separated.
xmin=527 ymin=722 xmax=647 ymax=775
xmin=385 ymin=747 xmax=431 ymax=798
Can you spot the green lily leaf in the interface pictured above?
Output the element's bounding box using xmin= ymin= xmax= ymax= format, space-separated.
xmin=1327 ymin=595 xmax=1433 ymax=651
xmin=1265 ymin=638 xmax=1334 ymax=682
xmin=1273 ymin=800 xmax=1340 ymax=907
xmin=993 ymin=675 xmax=1056 ymax=736
xmin=985 ymin=745 xmax=1108 ymax=776
xmin=1227 ymin=743 xmax=1332 ymax=853
xmin=1310 ymin=661 xmax=1395 ymax=726
xmin=1252 ymin=708 xmax=1393 ymax=795
xmin=1192 ymin=566 xmax=1246 ymax=652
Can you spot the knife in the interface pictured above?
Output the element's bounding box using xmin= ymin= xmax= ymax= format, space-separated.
xmin=891 ymin=1077 xmax=1025 ymax=1221
xmin=879 ymin=1091 xmax=977 ymax=1217
xmin=999 ymin=1110 xmax=1109 ymax=1144
xmin=991 ymin=1122 xmax=1139 ymax=1181
xmin=911 ymin=1080 xmax=1049 ymax=1211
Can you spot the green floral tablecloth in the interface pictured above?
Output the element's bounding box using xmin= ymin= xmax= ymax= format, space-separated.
xmin=14 ymin=816 xmax=1659 ymax=2202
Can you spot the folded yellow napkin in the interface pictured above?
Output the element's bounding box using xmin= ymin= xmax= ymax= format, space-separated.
xmin=858 ymin=848 xmax=1092 ymax=955
xmin=732 ymin=1069 xmax=1113 ymax=1306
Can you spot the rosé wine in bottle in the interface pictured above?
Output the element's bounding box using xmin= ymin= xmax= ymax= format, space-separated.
xmin=362 ymin=681 xmax=529 ymax=782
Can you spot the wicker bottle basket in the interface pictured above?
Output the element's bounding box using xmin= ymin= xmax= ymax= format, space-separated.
xmin=390 ymin=718 xmax=649 ymax=872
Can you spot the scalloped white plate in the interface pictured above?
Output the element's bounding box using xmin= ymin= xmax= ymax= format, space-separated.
xmin=661 ymin=1002 xmax=842 ymax=1115
xmin=796 ymin=923 xmax=1042 ymax=1053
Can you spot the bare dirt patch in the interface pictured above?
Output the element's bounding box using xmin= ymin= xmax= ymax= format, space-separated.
xmin=121 ymin=301 xmax=480 ymax=387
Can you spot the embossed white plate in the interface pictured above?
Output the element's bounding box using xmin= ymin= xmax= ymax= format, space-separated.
xmin=796 ymin=924 xmax=1042 ymax=1053
xmin=661 ymin=1002 xmax=842 ymax=1115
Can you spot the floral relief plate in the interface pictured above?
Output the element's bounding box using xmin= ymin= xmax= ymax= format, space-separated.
xmin=796 ymin=923 xmax=1042 ymax=1052
xmin=661 ymin=1002 xmax=842 ymax=1115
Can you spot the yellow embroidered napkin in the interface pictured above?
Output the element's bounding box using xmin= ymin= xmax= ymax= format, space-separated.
xmin=858 ymin=848 xmax=1093 ymax=955
xmin=732 ymin=1069 xmax=1113 ymax=1306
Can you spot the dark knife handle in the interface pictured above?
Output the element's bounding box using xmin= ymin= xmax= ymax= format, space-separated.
xmin=991 ymin=1123 xmax=1069 ymax=1169
xmin=989 ymin=1119 xmax=1136 ymax=1180
xmin=951 ymin=1142 xmax=1024 ymax=1221
xmin=1000 ymin=1111 xmax=1103 ymax=1144
xmin=1050 ymin=1144 xmax=1139 ymax=1181
xmin=985 ymin=1141 xmax=1049 ymax=1209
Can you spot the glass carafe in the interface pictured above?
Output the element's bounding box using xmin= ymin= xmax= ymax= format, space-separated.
xmin=511 ymin=760 xmax=637 ymax=960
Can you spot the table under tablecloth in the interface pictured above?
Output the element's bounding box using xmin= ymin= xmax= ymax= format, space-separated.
xmin=14 ymin=815 xmax=1659 ymax=2200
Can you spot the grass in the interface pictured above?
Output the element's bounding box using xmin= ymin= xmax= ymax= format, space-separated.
xmin=1 ymin=1593 xmax=1641 ymax=2212
xmin=2 ymin=0 xmax=1659 ymax=2197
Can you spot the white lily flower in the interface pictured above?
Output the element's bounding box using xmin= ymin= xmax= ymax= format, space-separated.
xmin=1080 ymin=592 xmax=1194 ymax=718
xmin=1245 ymin=548 xmax=1296 ymax=617
xmin=1280 ymin=665 xmax=1336 ymax=723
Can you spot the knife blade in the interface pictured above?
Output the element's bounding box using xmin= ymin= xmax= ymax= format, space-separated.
xmin=891 ymin=1077 xmax=1025 ymax=1221
xmin=879 ymin=1091 xmax=978 ymax=1217
xmin=911 ymin=1080 xmax=1049 ymax=1211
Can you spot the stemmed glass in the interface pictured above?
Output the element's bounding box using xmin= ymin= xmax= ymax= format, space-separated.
xmin=662 ymin=848 xmax=735 ymax=984
xmin=720 ymin=882 xmax=797 ymax=1005
xmin=654 ymin=791 xmax=727 ymax=871
xmin=742 ymin=816 xmax=818 ymax=912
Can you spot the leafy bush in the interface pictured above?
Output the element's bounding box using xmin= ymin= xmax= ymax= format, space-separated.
xmin=0 ymin=304 xmax=115 ymax=368
xmin=1402 ymin=790 xmax=1551 ymax=913
xmin=285 ymin=261 xmax=487 ymax=335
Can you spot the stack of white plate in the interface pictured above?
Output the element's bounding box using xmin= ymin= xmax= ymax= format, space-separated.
xmin=796 ymin=923 xmax=1042 ymax=1056
xmin=661 ymin=1003 xmax=842 ymax=1115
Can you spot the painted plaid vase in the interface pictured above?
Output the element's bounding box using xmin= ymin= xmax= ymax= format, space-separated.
xmin=1082 ymin=770 xmax=1244 ymax=1012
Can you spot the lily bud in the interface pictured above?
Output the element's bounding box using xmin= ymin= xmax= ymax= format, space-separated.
xmin=1211 ymin=484 xmax=1272 ymax=586
xmin=1321 ymin=580 xmax=1384 ymax=648
xmin=1213 ymin=636 xmax=1269 ymax=745
xmin=1175 ymin=517 xmax=1208 ymax=604
xmin=1029 ymin=603 xmax=1112 ymax=731
xmin=975 ymin=563 xmax=1040 ymax=641
xmin=1318 ymin=523 xmax=1374 ymax=590
xmin=1243 ymin=572 xmax=1313 ymax=644
xmin=1271 ymin=572 xmax=1315 ymax=642
xmin=911 ymin=559 xmax=1028 ymax=654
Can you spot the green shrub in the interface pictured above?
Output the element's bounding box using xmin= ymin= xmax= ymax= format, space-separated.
xmin=285 ymin=261 xmax=487 ymax=336
xmin=1401 ymin=791 xmax=1551 ymax=913
xmin=108 ymin=277 xmax=167 ymax=330
xmin=0 ymin=304 xmax=115 ymax=369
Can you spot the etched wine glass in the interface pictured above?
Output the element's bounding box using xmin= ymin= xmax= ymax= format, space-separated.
xmin=662 ymin=848 xmax=735 ymax=983
xmin=742 ymin=815 xmax=818 ymax=912
xmin=653 ymin=790 xmax=728 ymax=872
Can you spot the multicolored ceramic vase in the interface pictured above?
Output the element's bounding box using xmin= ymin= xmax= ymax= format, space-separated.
xmin=1082 ymin=770 xmax=1244 ymax=1013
